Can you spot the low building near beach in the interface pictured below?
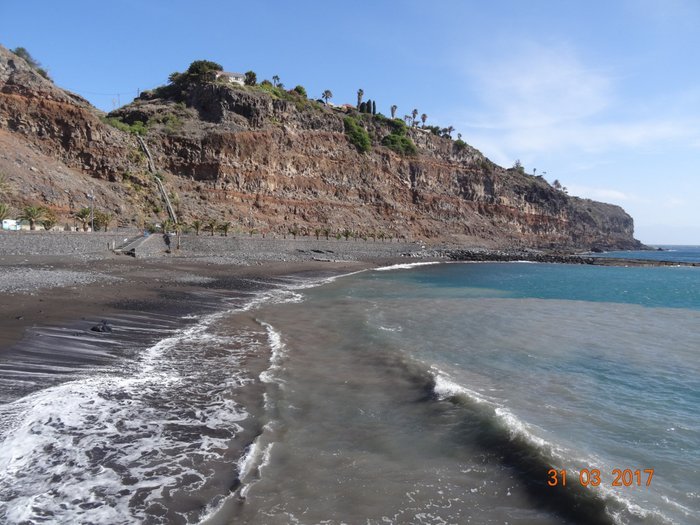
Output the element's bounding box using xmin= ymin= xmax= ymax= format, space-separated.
xmin=1 ymin=219 xmax=21 ymax=231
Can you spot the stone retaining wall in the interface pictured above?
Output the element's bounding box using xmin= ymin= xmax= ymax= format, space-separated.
xmin=0 ymin=230 xmax=141 ymax=256
xmin=177 ymin=235 xmax=423 ymax=261
xmin=0 ymin=231 xmax=426 ymax=261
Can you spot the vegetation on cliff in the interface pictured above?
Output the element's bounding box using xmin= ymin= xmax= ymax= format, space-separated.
xmin=343 ymin=117 xmax=371 ymax=153
xmin=10 ymin=47 xmax=50 ymax=80
xmin=380 ymin=118 xmax=417 ymax=155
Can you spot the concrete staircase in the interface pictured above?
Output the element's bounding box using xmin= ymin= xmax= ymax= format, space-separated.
xmin=113 ymin=234 xmax=167 ymax=258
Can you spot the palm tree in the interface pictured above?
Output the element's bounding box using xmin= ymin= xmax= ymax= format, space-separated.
xmin=390 ymin=105 xmax=397 ymax=119
xmin=411 ymin=109 xmax=418 ymax=126
xmin=421 ymin=113 xmax=428 ymax=127
xmin=457 ymin=133 xmax=462 ymax=141
xmin=218 ymin=221 xmax=231 ymax=236
xmin=41 ymin=210 xmax=58 ymax=231
xmin=272 ymin=75 xmax=280 ymax=87
xmin=0 ymin=203 xmax=10 ymax=222
xmin=191 ymin=219 xmax=202 ymax=235
xmin=446 ymin=126 xmax=454 ymax=138
xmin=357 ymin=88 xmax=364 ymax=109
xmin=74 ymin=207 xmax=91 ymax=231
xmin=17 ymin=206 xmax=46 ymax=231
xmin=94 ymin=210 xmax=113 ymax=232
xmin=205 ymin=218 xmax=218 ymax=236
xmin=321 ymin=90 xmax=333 ymax=105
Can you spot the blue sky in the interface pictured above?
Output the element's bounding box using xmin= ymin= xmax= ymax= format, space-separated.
xmin=2 ymin=0 xmax=699 ymax=244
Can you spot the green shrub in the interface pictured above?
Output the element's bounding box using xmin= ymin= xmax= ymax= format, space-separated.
xmin=387 ymin=118 xmax=408 ymax=135
xmin=293 ymin=85 xmax=307 ymax=97
xmin=344 ymin=117 xmax=371 ymax=153
xmin=454 ymin=139 xmax=468 ymax=151
xmin=258 ymin=82 xmax=287 ymax=99
xmin=129 ymin=120 xmax=148 ymax=136
xmin=382 ymin=133 xmax=417 ymax=155
xmin=381 ymin=118 xmax=417 ymax=155
xmin=102 ymin=116 xmax=148 ymax=135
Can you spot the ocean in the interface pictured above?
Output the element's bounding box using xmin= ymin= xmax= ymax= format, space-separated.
xmin=0 ymin=256 xmax=698 ymax=524
xmin=591 ymin=245 xmax=700 ymax=265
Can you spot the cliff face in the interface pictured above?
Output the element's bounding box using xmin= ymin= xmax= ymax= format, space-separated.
xmin=0 ymin=46 xmax=641 ymax=250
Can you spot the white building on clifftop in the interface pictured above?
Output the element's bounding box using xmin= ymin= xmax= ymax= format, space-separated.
xmin=214 ymin=71 xmax=245 ymax=86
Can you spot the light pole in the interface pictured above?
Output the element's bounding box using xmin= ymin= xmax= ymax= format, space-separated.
xmin=87 ymin=193 xmax=95 ymax=232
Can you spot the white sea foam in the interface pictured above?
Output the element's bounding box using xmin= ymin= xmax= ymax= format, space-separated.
xmin=0 ymin=305 xmax=261 ymax=524
xmin=374 ymin=261 xmax=441 ymax=271
xmin=432 ymin=373 xmax=491 ymax=405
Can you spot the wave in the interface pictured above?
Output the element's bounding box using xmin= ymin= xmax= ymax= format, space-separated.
xmin=428 ymin=370 xmax=670 ymax=525
xmin=374 ymin=261 xmax=441 ymax=271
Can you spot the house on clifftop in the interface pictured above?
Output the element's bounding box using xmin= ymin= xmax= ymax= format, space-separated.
xmin=214 ymin=71 xmax=245 ymax=85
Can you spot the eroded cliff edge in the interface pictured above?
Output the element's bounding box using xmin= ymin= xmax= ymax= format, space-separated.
xmin=0 ymin=46 xmax=642 ymax=250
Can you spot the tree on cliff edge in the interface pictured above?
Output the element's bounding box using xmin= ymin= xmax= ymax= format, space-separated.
xmin=244 ymin=71 xmax=257 ymax=86
xmin=322 ymin=90 xmax=333 ymax=105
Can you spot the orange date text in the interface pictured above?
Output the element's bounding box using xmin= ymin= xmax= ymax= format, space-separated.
xmin=547 ymin=468 xmax=654 ymax=487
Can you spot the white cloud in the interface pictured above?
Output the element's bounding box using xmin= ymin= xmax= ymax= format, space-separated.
xmin=459 ymin=41 xmax=700 ymax=157
xmin=470 ymin=43 xmax=612 ymax=129
xmin=566 ymin=184 xmax=639 ymax=203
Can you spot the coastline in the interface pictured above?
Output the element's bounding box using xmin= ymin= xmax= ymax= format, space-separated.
xmin=2 ymin=233 xmax=696 ymax=352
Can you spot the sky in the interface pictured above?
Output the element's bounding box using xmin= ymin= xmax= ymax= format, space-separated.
xmin=2 ymin=0 xmax=699 ymax=244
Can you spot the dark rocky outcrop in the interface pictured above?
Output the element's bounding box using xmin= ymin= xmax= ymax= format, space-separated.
xmin=0 ymin=45 xmax=643 ymax=251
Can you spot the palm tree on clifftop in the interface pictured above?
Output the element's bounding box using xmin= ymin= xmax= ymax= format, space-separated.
xmin=357 ymin=88 xmax=364 ymax=109
xmin=322 ymin=90 xmax=333 ymax=105
xmin=421 ymin=113 xmax=427 ymax=127
xmin=411 ymin=109 xmax=418 ymax=127
xmin=390 ymin=105 xmax=397 ymax=119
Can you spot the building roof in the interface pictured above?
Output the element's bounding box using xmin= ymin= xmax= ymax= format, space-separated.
xmin=217 ymin=71 xmax=245 ymax=78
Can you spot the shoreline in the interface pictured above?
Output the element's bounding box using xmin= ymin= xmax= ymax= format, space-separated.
xmin=2 ymin=236 xmax=696 ymax=353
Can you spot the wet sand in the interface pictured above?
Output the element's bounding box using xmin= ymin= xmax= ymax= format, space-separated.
xmin=0 ymin=254 xmax=396 ymax=353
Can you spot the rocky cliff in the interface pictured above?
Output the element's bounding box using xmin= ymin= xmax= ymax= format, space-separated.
xmin=0 ymin=46 xmax=642 ymax=250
